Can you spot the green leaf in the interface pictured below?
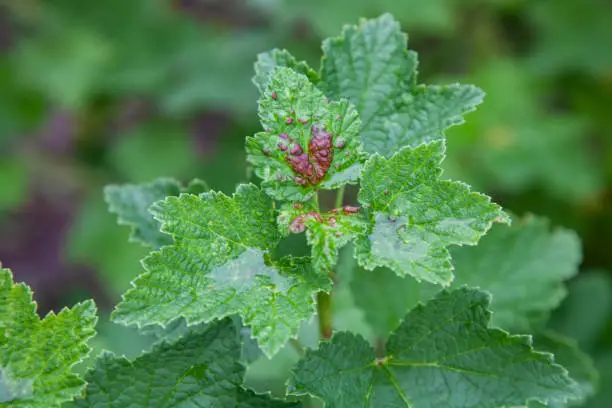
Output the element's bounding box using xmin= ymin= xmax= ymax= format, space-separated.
xmin=74 ymin=319 xmax=298 ymax=408
xmin=350 ymin=267 xmax=439 ymax=339
xmin=321 ymin=14 xmax=415 ymax=135
xmin=320 ymin=14 xmax=482 ymax=157
xmin=532 ymin=331 xmax=599 ymax=407
xmin=253 ymin=49 xmax=319 ymax=93
xmin=291 ymin=288 xmax=577 ymax=408
xmin=112 ymin=184 xmax=329 ymax=357
xmin=0 ymin=268 xmax=97 ymax=407
xmin=246 ymin=67 xmax=364 ymax=202
xmin=278 ymin=203 xmax=369 ymax=274
xmin=371 ymin=84 xmax=484 ymax=157
xmin=450 ymin=215 xmax=581 ymax=331
xmin=104 ymin=178 xmax=208 ymax=248
xmin=548 ymin=271 xmax=612 ymax=352
xmin=356 ymin=141 xmax=508 ymax=285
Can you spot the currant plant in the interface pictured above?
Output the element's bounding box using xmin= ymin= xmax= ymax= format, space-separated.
xmin=1 ymin=13 xmax=598 ymax=408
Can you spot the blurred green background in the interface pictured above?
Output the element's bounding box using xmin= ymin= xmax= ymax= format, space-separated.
xmin=1 ymin=0 xmax=612 ymax=404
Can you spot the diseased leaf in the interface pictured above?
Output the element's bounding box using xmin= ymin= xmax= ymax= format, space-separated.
xmin=356 ymin=140 xmax=508 ymax=284
xmin=0 ymin=268 xmax=97 ymax=407
xmin=321 ymin=13 xmax=482 ymax=157
xmin=253 ymin=49 xmax=319 ymax=93
xmin=291 ymin=288 xmax=577 ymax=408
xmin=104 ymin=178 xmax=208 ymax=248
xmin=450 ymin=215 xmax=581 ymax=331
xmin=278 ymin=202 xmax=369 ymax=274
xmin=112 ymin=184 xmax=329 ymax=357
xmin=74 ymin=319 xmax=298 ymax=408
xmin=246 ymin=67 xmax=364 ymax=202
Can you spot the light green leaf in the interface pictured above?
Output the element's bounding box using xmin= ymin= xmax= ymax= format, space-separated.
xmin=104 ymin=178 xmax=208 ymax=248
xmin=74 ymin=319 xmax=298 ymax=408
xmin=253 ymin=49 xmax=319 ymax=93
xmin=278 ymin=203 xmax=369 ymax=274
xmin=450 ymin=215 xmax=581 ymax=331
xmin=112 ymin=184 xmax=328 ymax=357
xmin=246 ymin=67 xmax=364 ymax=201
xmin=321 ymin=14 xmax=415 ymax=133
xmin=372 ymin=84 xmax=484 ymax=157
xmin=291 ymin=288 xmax=577 ymax=408
xmin=320 ymin=14 xmax=482 ymax=157
xmin=0 ymin=268 xmax=97 ymax=407
xmin=356 ymin=141 xmax=508 ymax=284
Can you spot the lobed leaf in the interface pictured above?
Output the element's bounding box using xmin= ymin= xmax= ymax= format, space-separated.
xmin=0 ymin=268 xmax=97 ymax=407
xmin=532 ymin=331 xmax=599 ymax=407
xmin=278 ymin=203 xmax=369 ymax=275
xmin=321 ymin=13 xmax=482 ymax=157
xmin=291 ymin=288 xmax=577 ymax=408
xmin=246 ymin=67 xmax=364 ymax=202
xmin=74 ymin=319 xmax=298 ymax=408
xmin=356 ymin=141 xmax=508 ymax=284
xmin=112 ymin=184 xmax=329 ymax=357
xmin=450 ymin=215 xmax=581 ymax=331
xmin=104 ymin=177 xmax=208 ymax=248
xmin=253 ymin=48 xmax=319 ymax=93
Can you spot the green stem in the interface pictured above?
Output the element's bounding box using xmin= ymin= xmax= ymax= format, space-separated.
xmin=316 ymin=291 xmax=333 ymax=339
xmin=334 ymin=187 xmax=345 ymax=208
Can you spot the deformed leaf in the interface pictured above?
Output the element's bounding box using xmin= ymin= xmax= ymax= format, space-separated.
xmin=104 ymin=177 xmax=208 ymax=248
xmin=0 ymin=268 xmax=97 ymax=407
xmin=291 ymin=288 xmax=577 ymax=408
xmin=112 ymin=184 xmax=329 ymax=357
xmin=246 ymin=67 xmax=364 ymax=202
xmin=74 ymin=319 xmax=298 ymax=408
xmin=321 ymin=13 xmax=482 ymax=156
xmin=278 ymin=202 xmax=369 ymax=274
xmin=450 ymin=215 xmax=581 ymax=331
xmin=253 ymin=48 xmax=319 ymax=93
xmin=356 ymin=140 xmax=508 ymax=284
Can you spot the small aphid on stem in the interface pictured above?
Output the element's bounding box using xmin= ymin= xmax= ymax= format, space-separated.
xmin=285 ymin=117 xmax=294 ymax=125
xmin=271 ymin=91 xmax=278 ymax=100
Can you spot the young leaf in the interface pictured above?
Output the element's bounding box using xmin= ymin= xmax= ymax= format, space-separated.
xmin=321 ymin=13 xmax=482 ymax=157
xmin=450 ymin=215 xmax=581 ymax=331
xmin=356 ymin=140 xmax=508 ymax=285
xmin=291 ymin=288 xmax=577 ymax=408
xmin=278 ymin=203 xmax=369 ymax=274
xmin=321 ymin=14 xmax=415 ymax=132
xmin=112 ymin=184 xmax=330 ymax=357
xmin=246 ymin=67 xmax=364 ymax=202
xmin=74 ymin=319 xmax=298 ymax=407
xmin=104 ymin=178 xmax=208 ymax=248
xmin=0 ymin=268 xmax=97 ymax=407
xmin=253 ymin=49 xmax=319 ymax=93
xmin=376 ymin=84 xmax=484 ymax=157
